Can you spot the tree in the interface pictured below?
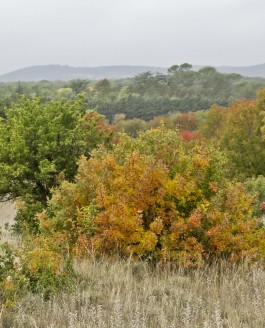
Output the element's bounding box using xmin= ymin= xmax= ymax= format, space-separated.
xmin=198 ymin=105 xmax=226 ymax=139
xmin=179 ymin=63 xmax=192 ymax=71
xmin=199 ymin=97 xmax=265 ymax=178
xmin=168 ymin=63 xmax=192 ymax=74
xmin=14 ymin=82 xmax=26 ymax=95
xmin=113 ymin=114 xmax=146 ymax=137
xmin=69 ymin=79 xmax=89 ymax=94
xmin=0 ymin=96 xmax=114 ymax=231
xmin=168 ymin=65 xmax=180 ymax=74
xmin=95 ymin=79 xmax=111 ymax=94
xmin=218 ymin=99 xmax=265 ymax=177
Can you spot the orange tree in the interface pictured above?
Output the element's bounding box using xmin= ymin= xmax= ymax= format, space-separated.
xmin=37 ymin=127 xmax=265 ymax=266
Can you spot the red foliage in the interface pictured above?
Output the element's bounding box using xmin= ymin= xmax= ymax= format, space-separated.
xmin=181 ymin=130 xmax=197 ymax=141
xmin=85 ymin=111 xmax=118 ymax=141
xmin=176 ymin=113 xmax=198 ymax=131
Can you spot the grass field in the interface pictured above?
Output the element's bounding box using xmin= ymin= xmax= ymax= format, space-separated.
xmin=1 ymin=257 xmax=265 ymax=328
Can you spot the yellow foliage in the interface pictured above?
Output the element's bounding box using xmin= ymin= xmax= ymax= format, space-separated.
xmin=36 ymin=127 xmax=265 ymax=266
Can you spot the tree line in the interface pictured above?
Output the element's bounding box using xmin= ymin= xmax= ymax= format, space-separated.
xmin=1 ymin=64 xmax=265 ymax=122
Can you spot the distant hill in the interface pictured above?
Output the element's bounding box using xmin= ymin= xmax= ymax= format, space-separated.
xmin=0 ymin=65 xmax=168 ymax=82
xmin=1 ymin=63 xmax=265 ymax=82
xmin=216 ymin=63 xmax=265 ymax=78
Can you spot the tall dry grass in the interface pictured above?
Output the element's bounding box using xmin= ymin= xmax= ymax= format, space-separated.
xmin=1 ymin=257 xmax=265 ymax=328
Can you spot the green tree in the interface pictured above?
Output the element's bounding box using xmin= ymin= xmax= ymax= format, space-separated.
xmin=199 ymin=98 xmax=265 ymax=178
xmin=14 ymin=82 xmax=26 ymax=95
xmin=168 ymin=65 xmax=180 ymax=74
xmin=0 ymin=96 xmax=113 ymax=231
xmin=179 ymin=63 xmax=192 ymax=71
xmin=244 ymin=175 xmax=265 ymax=217
xmin=168 ymin=63 xmax=192 ymax=74
xmin=69 ymin=79 xmax=89 ymax=94
xmin=219 ymin=99 xmax=265 ymax=177
xmin=115 ymin=117 xmax=146 ymax=137
xmin=198 ymin=105 xmax=226 ymax=139
xmin=95 ymin=79 xmax=111 ymax=94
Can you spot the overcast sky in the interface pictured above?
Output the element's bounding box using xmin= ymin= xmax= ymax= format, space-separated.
xmin=0 ymin=0 xmax=264 ymax=75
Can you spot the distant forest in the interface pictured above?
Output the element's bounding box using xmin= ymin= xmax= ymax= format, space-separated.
xmin=1 ymin=64 xmax=265 ymax=122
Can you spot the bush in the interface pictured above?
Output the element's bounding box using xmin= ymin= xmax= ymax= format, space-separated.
xmin=0 ymin=237 xmax=73 ymax=305
xmin=37 ymin=127 xmax=265 ymax=267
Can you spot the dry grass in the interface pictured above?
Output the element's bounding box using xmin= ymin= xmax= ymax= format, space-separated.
xmin=1 ymin=257 xmax=265 ymax=328
xmin=0 ymin=201 xmax=18 ymax=245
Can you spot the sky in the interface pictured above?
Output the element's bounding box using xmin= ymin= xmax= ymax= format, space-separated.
xmin=0 ymin=0 xmax=265 ymax=75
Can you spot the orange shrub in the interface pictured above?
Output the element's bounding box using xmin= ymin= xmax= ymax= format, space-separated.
xmin=37 ymin=127 xmax=265 ymax=266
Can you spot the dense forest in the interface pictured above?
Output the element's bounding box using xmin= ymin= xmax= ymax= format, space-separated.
xmin=1 ymin=65 xmax=265 ymax=318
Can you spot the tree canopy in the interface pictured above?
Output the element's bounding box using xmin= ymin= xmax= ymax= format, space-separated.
xmin=0 ymin=95 xmax=114 ymax=231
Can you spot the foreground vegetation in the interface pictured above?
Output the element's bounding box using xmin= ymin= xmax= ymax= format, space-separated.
xmin=1 ymin=69 xmax=265 ymax=325
xmin=1 ymin=258 xmax=265 ymax=328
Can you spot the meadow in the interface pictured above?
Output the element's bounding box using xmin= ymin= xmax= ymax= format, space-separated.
xmin=1 ymin=256 xmax=265 ymax=328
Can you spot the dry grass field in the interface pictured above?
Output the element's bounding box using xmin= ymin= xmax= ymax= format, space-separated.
xmin=1 ymin=257 xmax=265 ymax=328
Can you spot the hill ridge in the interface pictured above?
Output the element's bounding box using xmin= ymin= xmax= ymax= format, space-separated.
xmin=1 ymin=63 xmax=265 ymax=82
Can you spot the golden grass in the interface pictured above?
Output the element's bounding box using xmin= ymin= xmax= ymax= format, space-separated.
xmin=1 ymin=257 xmax=265 ymax=327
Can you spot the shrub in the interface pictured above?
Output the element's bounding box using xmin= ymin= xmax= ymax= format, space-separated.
xmin=36 ymin=127 xmax=265 ymax=267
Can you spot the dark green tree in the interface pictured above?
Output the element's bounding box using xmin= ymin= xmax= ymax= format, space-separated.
xmin=179 ymin=63 xmax=192 ymax=71
xmin=69 ymin=79 xmax=89 ymax=94
xmin=168 ymin=65 xmax=180 ymax=74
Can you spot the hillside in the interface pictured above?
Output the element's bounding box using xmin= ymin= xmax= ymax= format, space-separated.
xmin=1 ymin=63 xmax=265 ymax=82
xmin=0 ymin=65 xmax=168 ymax=82
xmin=217 ymin=63 xmax=265 ymax=78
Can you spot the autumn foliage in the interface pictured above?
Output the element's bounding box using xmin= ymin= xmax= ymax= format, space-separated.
xmin=3 ymin=92 xmax=265 ymax=305
xmin=37 ymin=127 xmax=265 ymax=267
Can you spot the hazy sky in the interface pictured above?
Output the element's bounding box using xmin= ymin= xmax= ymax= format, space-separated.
xmin=1 ymin=0 xmax=264 ymax=75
